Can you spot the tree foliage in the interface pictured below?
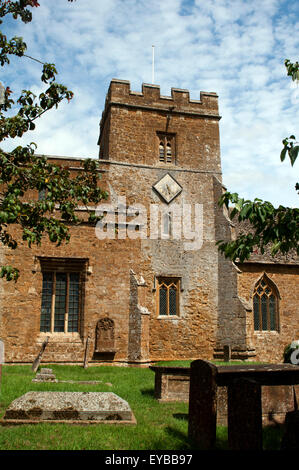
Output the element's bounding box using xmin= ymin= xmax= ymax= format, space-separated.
xmin=217 ymin=59 xmax=299 ymax=262
xmin=0 ymin=0 xmax=108 ymax=281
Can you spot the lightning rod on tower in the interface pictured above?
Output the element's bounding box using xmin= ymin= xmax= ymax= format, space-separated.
xmin=152 ymin=45 xmax=155 ymax=84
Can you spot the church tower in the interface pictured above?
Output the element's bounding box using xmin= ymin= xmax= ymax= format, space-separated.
xmin=96 ymin=80 xmax=227 ymax=363
xmin=98 ymin=79 xmax=221 ymax=173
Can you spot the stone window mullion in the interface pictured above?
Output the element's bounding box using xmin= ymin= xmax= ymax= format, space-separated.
xmin=50 ymin=273 xmax=56 ymax=333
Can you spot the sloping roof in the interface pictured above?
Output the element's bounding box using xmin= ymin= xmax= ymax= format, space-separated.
xmin=231 ymin=217 xmax=299 ymax=265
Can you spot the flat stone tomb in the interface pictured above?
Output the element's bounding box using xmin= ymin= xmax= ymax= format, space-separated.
xmin=1 ymin=392 xmax=136 ymax=425
xmin=32 ymin=368 xmax=57 ymax=383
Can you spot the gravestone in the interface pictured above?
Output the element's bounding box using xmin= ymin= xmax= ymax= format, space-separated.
xmin=32 ymin=337 xmax=49 ymax=373
xmin=83 ymin=335 xmax=90 ymax=368
xmin=223 ymin=345 xmax=231 ymax=362
xmin=95 ymin=318 xmax=115 ymax=353
xmin=228 ymin=378 xmax=263 ymax=450
xmin=1 ymin=392 xmax=136 ymax=425
xmin=188 ymin=360 xmax=218 ymax=449
xmin=281 ymin=410 xmax=299 ymax=450
xmin=32 ymin=368 xmax=57 ymax=383
xmin=281 ymin=388 xmax=299 ymax=449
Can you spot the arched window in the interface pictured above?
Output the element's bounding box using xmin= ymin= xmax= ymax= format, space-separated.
xmin=253 ymin=275 xmax=279 ymax=331
xmin=157 ymin=277 xmax=180 ymax=316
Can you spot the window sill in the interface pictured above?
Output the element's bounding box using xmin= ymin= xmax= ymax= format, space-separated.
xmin=253 ymin=330 xmax=280 ymax=335
xmin=157 ymin=315 xmax=180 ymax=320
xmin=37 ymin=332 xmax=82 ymax=343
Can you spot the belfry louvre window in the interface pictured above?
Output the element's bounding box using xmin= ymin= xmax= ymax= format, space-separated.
xmin=39 ymin=258 xmax=86 ymax=333
xmin=158 ymin=133 xmax=175 ymax=164
xmin=157 ymin=277 xmax=180 ymax=316
xmin=253 ymin=276 xmax=279 ymax=331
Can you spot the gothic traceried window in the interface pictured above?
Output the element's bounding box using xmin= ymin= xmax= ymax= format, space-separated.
xmin=253 ymin=275 xmax=279 ymax=332
xmin=157 ymin=277 xmax=180 ymax=316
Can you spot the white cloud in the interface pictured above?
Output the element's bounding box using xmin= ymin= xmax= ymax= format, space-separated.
xmin=1 ymin=0 xmax=298 ymax=207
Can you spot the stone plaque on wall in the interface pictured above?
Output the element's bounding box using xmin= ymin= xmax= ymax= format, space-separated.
xmin=95 ymin=318 xmax=115 ymax=353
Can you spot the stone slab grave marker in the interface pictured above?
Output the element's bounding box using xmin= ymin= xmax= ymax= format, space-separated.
xmin=1 ymin=392 xmax=136 ymax=425
xmin=223 ymin=345 xmax=231 ymax=362
xmin=228 ymin=378 xmax=263 ymax=450
xmin=32 ymin=337 xmax=49 ymax=373
xmin=83 ymin=335 xmax=90 ymax=369
xmin=31 ymin=367 xmax=112 ymax=386
xmin=188 ymin=360 xmax=218 ymax=449
xmin=32 ymin=368 xmax=57 ymax=383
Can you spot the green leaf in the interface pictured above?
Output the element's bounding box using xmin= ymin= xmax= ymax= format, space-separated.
xmin=280 ymin=146 xmax=287 ymax=162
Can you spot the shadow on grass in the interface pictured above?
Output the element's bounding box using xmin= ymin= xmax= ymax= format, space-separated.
xmin=151 ymin=426 xmax=193 ymax=450
xmin=157 ymin=425 xmax=229 ymax=451
xmin=173 ymin=413 xmax=188 ymax=421
xmin=140 ymin=388 xmax=155 ymax=398
xmin=263 ymin=425 xmax=284 ymax=450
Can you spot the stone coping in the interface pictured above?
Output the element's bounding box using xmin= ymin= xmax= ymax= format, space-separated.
xmin=210 ymin=363 xmax=299 ymax=386
xmin=150 ymin=362 xmax=299 ymax=387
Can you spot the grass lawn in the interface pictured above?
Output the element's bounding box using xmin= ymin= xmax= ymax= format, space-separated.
xmin=0 ymin=363 xmax=283 ymax=451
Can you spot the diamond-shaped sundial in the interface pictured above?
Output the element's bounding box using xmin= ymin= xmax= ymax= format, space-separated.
xmin=153 ymin=173 xmax=182 ymax=204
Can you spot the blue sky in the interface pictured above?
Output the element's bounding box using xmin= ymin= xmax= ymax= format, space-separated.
xmin=2 ymin=0 xmax=299 ymax=207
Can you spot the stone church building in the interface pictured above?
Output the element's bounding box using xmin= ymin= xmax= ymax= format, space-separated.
xmin=0 ymin=79 xmax=298 ymax=365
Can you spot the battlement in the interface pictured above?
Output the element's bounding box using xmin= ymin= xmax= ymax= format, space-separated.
xmin=99 ymin=79 xmax=220 ymax=135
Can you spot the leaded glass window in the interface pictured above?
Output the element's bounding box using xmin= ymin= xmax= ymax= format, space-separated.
xmin=54 ymin=273 xmax=67 ymax=332
xmin=159 ymin=285 xmax=168 ymax=316
xmin=40 ymin=271 xmax=81 ymax=333
xmin=253 ymin=276 xmax=279 ymax=332
xmin=68 ymin=273 xmax=80 ymax=332
xmin=157 ymin=277 xmax=180 ymax=316
xmin=40 ymin=272 xmax=53 ymax=332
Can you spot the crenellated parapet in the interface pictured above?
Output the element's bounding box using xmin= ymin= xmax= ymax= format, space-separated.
xmin=99 ymin=79 xmax=220 ymax=139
